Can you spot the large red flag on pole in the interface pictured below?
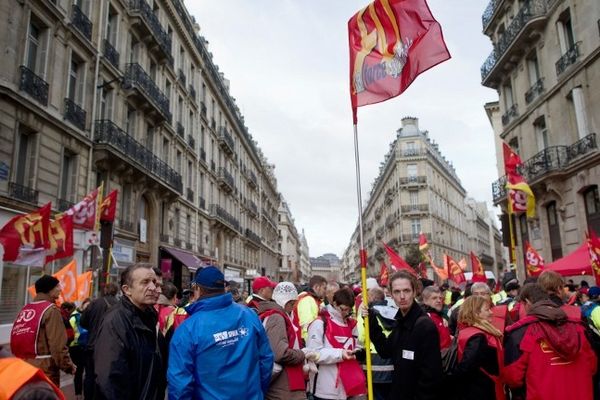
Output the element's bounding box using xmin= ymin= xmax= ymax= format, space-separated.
xmin=445 ymin=254 xmax=466 ymax=285
xmin=524 ymin=241 xmax=545 ymax=277
xmin=45 ymin=213 xmax=74 ymax=264
xmin=100 ymin=189 xmax=118 ymax=222
xmin=63 ymin=185 xmax=103 ymax=231
xmin=0 ymin=203 xmax=51 ymax=264
xmin=470 ymin=251 xmax=487 ymax=283
xmin=383 ymin=242 xmax=417 ymax=276
xmin=379 ymin=261 xmax=390 ymax=286
xmin=503 ymin=143 xmax=535 ymax=218
xmin=349 ymin=0 xmax=451 ymax=123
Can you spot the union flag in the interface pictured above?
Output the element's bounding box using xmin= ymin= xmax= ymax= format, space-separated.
xmin=45 ymin=213 xmax=74 ymax=264
xmin=63 ymin=185 xmax=103 ymax=230
xmin=348 ymin=0 xmax=450 ymax=123
xmin=379 ymin=261 xmax=389 ymax=286
xmin=54 ymin=260 xmax=78 ymax=304
xmin=470 ymin=251 xmax=487 ymax=283
xmin=100 ymin=189 xmax=118 ymax=222
xmin=445 ymin=254 xmax=465 ymax=285
xmin=524 ymin=241 xmax=544 ymax=277
xmin=0 ymin=203 xmax=51 ymax=263
xmin=503 ymin=143 xmax=535 ymax=218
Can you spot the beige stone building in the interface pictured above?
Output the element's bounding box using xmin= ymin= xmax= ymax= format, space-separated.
xmin=0 ymin=0 xmax=299 ymax=340
xmin=482 ymin=0 xmax=600 ymax=279
xmin=277 ymin=195 xmax=301 ymax=282
xmin=341 ymin=117 xmax=500 ymax=282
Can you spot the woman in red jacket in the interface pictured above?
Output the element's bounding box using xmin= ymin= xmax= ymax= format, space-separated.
xmin=453 ymin=295 xmax=504 ymax=400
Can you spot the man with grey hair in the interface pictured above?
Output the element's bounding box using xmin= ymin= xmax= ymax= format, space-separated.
xmin=449 ymin=282 xmax=493 ymax=335
xmin=421 ymin=286 xmax=451 ymax=349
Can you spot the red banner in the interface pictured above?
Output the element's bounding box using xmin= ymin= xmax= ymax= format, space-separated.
xmin=445 ymin=254 xmax=465 ymax=285
xmin=348 ymin=0 xmax=450 ymax=123
xmin=379 ymin=261 xmax=389 ymax=286
xmin=45 ymin=213 xmax=74 ymax=264
xmin=503 ymin=142 xmax=535 ymax=217
xmin=100 ymin=189 xmax=118 ymax=222
xmin=64 ymin=186 xmax=102 ymax=230
xmin=0 ymin=203 xmax=51 ymax=262
xmin=470 ymin=251 xmax=486 ymax=282
xmin=383 ymin=242 xmax=416 ymax=276
xmin=524 ymin=241 xmax=544 ymax=277
xmin=54 ymin=260 xmax=78 ymax=304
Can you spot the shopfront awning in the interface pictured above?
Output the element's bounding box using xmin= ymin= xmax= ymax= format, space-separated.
xmin=160 ymin=246 xmax=204 ymax=272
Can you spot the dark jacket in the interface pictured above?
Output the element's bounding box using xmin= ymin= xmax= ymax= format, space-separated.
xmin=454 ymin=333 xmax=499 ymax=400
xmin=94 ymin=296 xmax=164 ymax=400
xmin=369 ymin=301 xmax=442 ymax=400
xmin=80 ymin=294 xmax=118 ymax=351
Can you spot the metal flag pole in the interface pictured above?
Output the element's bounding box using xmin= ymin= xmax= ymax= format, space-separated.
xmin=353 ymin=123 xmax=374 ymax=400
xmin=507 ymin=202 xmax=518 ymax=274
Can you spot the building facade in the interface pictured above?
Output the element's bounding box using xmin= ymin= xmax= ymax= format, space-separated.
xmin=0 ymin=0 xmax=301 ymax=341
xmin=277 ymin=195 xmax=301 ymax=282
xmin=299 ymin=229 xmax=311 ymax=282
xmin=310 ymin=253 xmax=341 ymax=282
xmin=341 ymin=117 xmax=500 ymax=282
xmin=482 ymin=0 xmax=600 ymax=279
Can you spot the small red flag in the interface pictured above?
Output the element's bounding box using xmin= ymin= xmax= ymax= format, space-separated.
xmin=45 ymin=213 xmax=74 ymax=264
xmin=418 ymin=232 xmax=429 ymax=252
xmin=524 ymin=241 xmax=545 ymax=277
xmin=64 ymin=186 xmax=102 ymax=230
xmin=470 ymin=251 xmax=486 ymax=282
xmin=348 ymin=0 xmax=451 ymax=123
xmin=383 ymin=242 xmax=417 ymax=276
xmin=100 ymin=189 xmax=118 ymax=222
xmin=586 ymin=231 xmax=600 ymax=285
xmin=0 ymin=203 xmax=51 ymax=262
xmin=379 ymin=261 xmax=389 ymax=286
xmin=445 ymin=254 xmax=465 ymax=284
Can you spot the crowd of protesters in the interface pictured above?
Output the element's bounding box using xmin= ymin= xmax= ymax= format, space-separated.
xmin=4 ymin=264 xmax=600 ymax=400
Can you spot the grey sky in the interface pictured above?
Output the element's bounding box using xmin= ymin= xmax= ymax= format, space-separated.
xmin=185 ymin=0 xmax=500 ymax=257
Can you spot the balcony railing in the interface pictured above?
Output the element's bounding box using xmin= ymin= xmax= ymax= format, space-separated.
xmin=501 ymin=103 xmax=519 ymax=126
xmin=491 ymin=133 xmax=597 ymax=203
xmin=187 ymin=188 xmax=194 ymax=202
xmin=123 ymin=63 xmax=171 ymax=122
xmin=262 ymin=211 xmax=278 ymax=230
xmin=525 ymin=78 xmax=544 ymax=104
xmin=401 ymin=204 xmax=429 ymax=213
xmin=187 ymin=135 xmax=195 ymax=148
xmin=210 ymin=204 xmax=240 ymax=232
xmin=8 ymin=182 xmax=38 ymax=204
xmin=246 ymin=199 xmax=258 ymax=217
xmin=19 ymin=66 xmax=49 ymax=106
xmin=127 ymin=0 xmax=172 ymax=62
xmin=64 ymin=98 xmax=86 ymax=131
xmin=177 ymin=68 xmax=186 ymax=87
xmin=481 ymin=0 xmax=551 ymax=84
xmin=401 ymin=148 xmax=426 ymax=157
xmin=57 ymin=198 xmax=74 ymax=212
xmin=95 ymin=120 xmax=183 ymax=193
xmin=399 ymin=176 xmax=427 ymax=185
xmin=71 ymin=4 xmax=92 ymax=40
xmin=246 ymin=169 xmax=258 ymax=188
xmin=218 ymin=127 xmax=235 ymax=154
xmin=103 ymin=39 xmax=119 ymax=69
xmin=245 ymin=228 xmax=261 ymax=245
xmin=188 ymin=85 xmax=196 ymax=101
xmin=218 ymin=167 xmax=235 ymax=192
xmin=176 ymin=122 xmax=185 ymax=138
xmin=481 ymin=0 xmax=501 ymax=31
xmin=556 ymin=42 xmax=581 ymax=77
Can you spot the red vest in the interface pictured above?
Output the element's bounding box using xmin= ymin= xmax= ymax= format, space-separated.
xmin=10 ymin=301 xmax=54 ymax=359
xmin=561 ymin=304 xmax=582 ymax=322
xmin=259 ymin=309 xmax=305 ymax=391
xmin=322 ymin=312 xmax=367 ymax=397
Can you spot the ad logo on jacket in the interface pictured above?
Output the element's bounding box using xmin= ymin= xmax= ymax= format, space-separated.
xmin=213 ymin=326 xmax=249 ymax=347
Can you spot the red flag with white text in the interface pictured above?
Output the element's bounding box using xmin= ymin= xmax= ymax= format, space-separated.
xmin=64 ymin=186 xmax=103 ymax=230
xmin=524 ymin=241 xmax=545 ymax=277
xmin=348 ymin=0 xmax=450 ymax=123
xmin=0 ymin=203 xmax=51 ymax=264
xmin=503 ymin=142 xmax=535 ymax=217
xmin=45 ymin=213 xmax=74 ymax=264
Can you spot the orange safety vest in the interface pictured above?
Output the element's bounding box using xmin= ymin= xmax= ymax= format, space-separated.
xmin=0 ymin=358 xmax=65 ymax=400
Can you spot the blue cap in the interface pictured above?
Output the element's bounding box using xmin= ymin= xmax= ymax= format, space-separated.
xmin=193 ymin=266 xmax=225 ymax=289
xmin=589 ymin=286 xmax=600 ymax=299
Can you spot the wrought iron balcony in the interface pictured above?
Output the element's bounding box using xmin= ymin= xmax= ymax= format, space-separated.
xmin=399 ymin=176 xmax=427 ymax=185
xmin=19 ymin=66 xmax=49 ymax=106
xmin=127 ymin=0 xmax=172 ymax=62
xmin=71 ymin=4 xmax=92 ymax=40
xmin=217 ymin=167 xmax=235 ymax=192
xmin=64 ymin=98 xmax=86 ymax=131
xmin=176 ymin=122 xmax=185 ymax=138
xmin=199 ymin=196 xmax=206 ymax=210
xmin=401 ymin=204 xmax=429 ymax=214
xmin=482 ymin=0 xmax=501 ymax=31
xmin=246 ymin=169 xmax=258 ymax=188
xmin=401 ymin=148 xmax=426 ymax=157
xmin=95 ymin=120 xmax=183 ymax=193
xmin=123 ymin=63 xmax=171 ymax=122
xmin=218 ymin=127 xmax=235 ymax=155
xmin=187 ymin=135 xmax=195 ymax=148
xmin=245 ymin=228 xmax=261 ymax=245
xmin=491 ymin=133 xmax=598 ymax=203
xmin=103 ymin=39 xmax=119 ymax=69
xmin=8 ymin=182 xmax=38 ymax=204
xmin=556 ymin=42 xmax=581 ymax=77
xmin=210 ymin=204 xmax=240 ymax=232
xmin=481 ymin=0 xmax=551 ymax=86
xmin=187 ymin=188 xmax=194 ymax=202
xmin=501 ymin=104 xmax=519 ymax=126
xmin=177 ymin=68 xmax=186 ymax=87
xmin=525 ymin=78 xmax=544 ymax=104
xmin=262 ymin=210 xmax=278 ymax=230
xmin=188 ymin=85 xmax=196 ymax=101
xmin=57 ymin=198 xmax=74 ymax=212
xmin=246 ymin=199 xmax=258 ymax=217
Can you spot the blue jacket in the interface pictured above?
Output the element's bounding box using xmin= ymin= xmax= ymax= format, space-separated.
xmin=167 ymin=293 xmax=273 ymax=400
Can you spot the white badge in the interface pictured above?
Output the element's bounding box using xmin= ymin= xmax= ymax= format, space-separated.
xmin=402 ymin=350 xmax=415 ymax=360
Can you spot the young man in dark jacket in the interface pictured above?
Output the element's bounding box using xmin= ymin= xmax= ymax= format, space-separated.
xmin=94 ymin=264 xmax=164 ymax=400
xmin=365 ymin=270 xmax=442 ymax=400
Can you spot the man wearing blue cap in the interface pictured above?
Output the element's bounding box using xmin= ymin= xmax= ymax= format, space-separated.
xmin=168 ymin=266 xmax=274 ymax=399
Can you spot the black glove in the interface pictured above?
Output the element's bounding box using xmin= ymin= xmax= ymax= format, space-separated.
xmin=354 ymin=348 xmax=367 ymax=363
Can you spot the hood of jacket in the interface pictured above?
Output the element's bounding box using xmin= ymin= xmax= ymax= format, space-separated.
xmin=528 ymin=300 xmax=580 ymax=360
xmin=371 ymin=301 xmax=398 ymax=330
xmin=256 ymin=299 xmax=283 ymax=315
xmin=186 ymin=292 xmax=233 ymax=315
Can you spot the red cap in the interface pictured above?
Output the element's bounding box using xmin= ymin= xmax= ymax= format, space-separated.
xmin=252 ymin=276 xmax=277 ymax=292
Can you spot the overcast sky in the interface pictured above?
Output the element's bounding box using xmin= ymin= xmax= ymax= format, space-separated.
xmin=185 ymin=0 xmax=500 ymax=258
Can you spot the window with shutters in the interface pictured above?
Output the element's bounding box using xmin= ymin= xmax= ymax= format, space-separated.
xmin=67 ymin=52 xmax=85 ymax=105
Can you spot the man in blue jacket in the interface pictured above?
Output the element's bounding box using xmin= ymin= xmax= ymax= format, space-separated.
xmin=168 ymin=266 xmax=274 ymax=399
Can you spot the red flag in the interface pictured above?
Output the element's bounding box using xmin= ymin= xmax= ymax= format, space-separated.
xmin=379 ymin=261 xmax=389 ymax=286
xmin=586 ymin=231 xmax=600 ymax=285
xmin=445 ymin=254 xmax=465 ymax=284
xmin=64 ymin=186 xmax=102 ymax=230
xmin=429 ymin=255 xmax=448 ymax=280
xmin=502 ymin=142 xmax=535 ymax=217
xmin=383 ymin=242 xmax=417 ymax=276
xmin=418 ymin=232 xmax=429 ymax=252
xmin=348 ymin=0 xmax=451 ymax=123
xmin=45 ymin=213 xmax=74 ymax=264
xmin=524 ymin=241 xmax=545 ymax=277
xmin=470 ymin=251 xmax=486 ymax=282
xmin=100 ymin=189 xmax=118 ymax=222
xmin=0 ymin=203 xmax=51 ymax=262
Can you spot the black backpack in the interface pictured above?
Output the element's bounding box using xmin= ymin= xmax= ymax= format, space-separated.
xmin=441 ymin=336 xmax=458 ymax=375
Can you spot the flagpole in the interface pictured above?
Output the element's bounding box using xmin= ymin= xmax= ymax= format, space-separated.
xmin=353 ymin=123 xmax=374 ymax=400
xmin=507 ymin=207 xmax=517 ymax=273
